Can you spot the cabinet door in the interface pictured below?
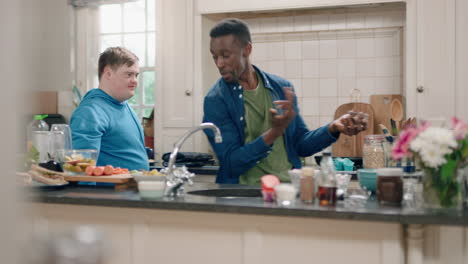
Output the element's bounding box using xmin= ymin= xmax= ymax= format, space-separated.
xmin=414 ymin=0 xmax=456 ymax=124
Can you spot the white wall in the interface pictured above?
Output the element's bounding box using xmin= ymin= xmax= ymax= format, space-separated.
xmin=21 ymin=0 xmax=74 ymax=121
xmin=455 ymin=0 xmax=468 ymax=120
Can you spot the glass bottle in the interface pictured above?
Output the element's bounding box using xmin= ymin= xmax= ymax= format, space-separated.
xmin=317 ymin=151 xmax=337 ymax=206
xmin=363 ymin=135 xmax=386 ymax=169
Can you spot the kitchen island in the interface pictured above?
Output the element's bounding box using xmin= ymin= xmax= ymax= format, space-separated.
xmin=28 ymin=183 xmax=468 ymax=264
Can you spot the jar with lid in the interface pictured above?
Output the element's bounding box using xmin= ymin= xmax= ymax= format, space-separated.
xmin=300 ymin=166 xmax=315 ymax=203
xmin=376 ymin=168 xmax=403 ymax=205
xmin=363 ymin=135 xmax=386 ymax=169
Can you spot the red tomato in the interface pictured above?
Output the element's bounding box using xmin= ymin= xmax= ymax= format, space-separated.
xmin=85 ymin=166 xmax=96 ymax=176
xmin=104 ymin=165 xmax=114 ymax=176
xmin=93 ymin=166 xmax=105 ymax=176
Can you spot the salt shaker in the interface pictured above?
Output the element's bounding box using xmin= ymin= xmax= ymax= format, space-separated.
xmin=300 ymin=166 xmax=315 ymax=203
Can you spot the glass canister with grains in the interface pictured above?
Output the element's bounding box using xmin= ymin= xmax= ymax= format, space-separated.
xmin=363 ymin=135 xmax=386 ymax=169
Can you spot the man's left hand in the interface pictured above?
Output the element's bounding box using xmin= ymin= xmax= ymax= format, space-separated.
xmin=328 ymin=111 xmax=369 ymax=136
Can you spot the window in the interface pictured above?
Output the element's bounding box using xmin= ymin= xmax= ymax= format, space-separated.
xmin=94 ymin=0 xmax=156 ymax=119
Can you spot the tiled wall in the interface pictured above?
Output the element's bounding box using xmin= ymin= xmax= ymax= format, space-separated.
xmin=246 ymin=8 xmax=405 ymax=130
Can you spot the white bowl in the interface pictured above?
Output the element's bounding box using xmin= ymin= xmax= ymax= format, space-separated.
xmin=131 ymin=171 xmax=166 ymax=182
xmin=138 ymin=181 xmax=165 ymax=199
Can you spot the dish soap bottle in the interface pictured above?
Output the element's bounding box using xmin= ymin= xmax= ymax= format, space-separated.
xmin=317 ymin=150 xmax=337 ymax=206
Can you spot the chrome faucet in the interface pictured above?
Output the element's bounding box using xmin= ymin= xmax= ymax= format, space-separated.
xmin=162 ymin=122 xmax=222 ymax=197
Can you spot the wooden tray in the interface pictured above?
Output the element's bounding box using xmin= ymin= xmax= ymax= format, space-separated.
xmin=63 ymin=174 xmax=133 ymax=184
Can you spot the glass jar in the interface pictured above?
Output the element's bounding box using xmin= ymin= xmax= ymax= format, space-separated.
xmin=376 ymin=168 xmax=403 ymax=205
xmin=363 ymin=135 xmax=385 ymax=169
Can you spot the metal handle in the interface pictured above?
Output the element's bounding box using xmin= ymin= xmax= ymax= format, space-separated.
xmin=416 ymin=86 xmax=424 ymax=93
xmin=185 ymin=90 xmax=192 ymax=96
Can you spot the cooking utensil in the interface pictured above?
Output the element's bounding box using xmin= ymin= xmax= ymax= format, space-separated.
xmin=378 ymin=124 xmax=394 ymax=143
xmin=370 ymin=95 xmax=404 ymax=134
xmin=390 ymin=119 xmax=397 ymax=136
xmin=390 ymin=98 xmax=404 ymax=134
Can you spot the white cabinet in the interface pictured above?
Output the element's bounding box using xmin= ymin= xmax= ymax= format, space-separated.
xmin=406 ymin=0 xmax=467 ymax=123
xmin=32 ymin=203 xmax=405 ymax=264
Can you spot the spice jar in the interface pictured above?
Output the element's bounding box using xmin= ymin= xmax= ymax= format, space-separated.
xmin=363 ymin=135 xmax=386 ymax=169
xmin=300 ymin=167 xmax=315 ymax=203
xmin=376 ymin=168 xmax=403 ymax=205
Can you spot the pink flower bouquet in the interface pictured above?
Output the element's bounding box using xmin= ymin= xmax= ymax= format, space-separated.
xmin=392 ymin=117 xmax=468 ymax=208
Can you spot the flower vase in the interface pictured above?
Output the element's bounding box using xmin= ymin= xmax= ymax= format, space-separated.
xmin=422 ymin=168 xmax=464 ymax=210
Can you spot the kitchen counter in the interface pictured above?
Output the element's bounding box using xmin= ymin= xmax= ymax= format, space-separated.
xmin=29 ymin=183 xmax=468 ymax=226
xmin=28 ymin=183 xmax=468 ymax=264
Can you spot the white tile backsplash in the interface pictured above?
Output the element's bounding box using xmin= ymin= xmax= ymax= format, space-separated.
xmin=356 ymin=77 xmax=375 ymax=97
xmin=245 ymin=8 xmax=404 ymax=121
xmin=337 ymin=59 xmax=355 ymax=77
xmin=302 ymin=40 xmax=319 ymax=59
xmin=356 ymin=38 xmax=375 ymax=58
xmin=375 ymin=77 xmax=394 ymax=94
xmin=375 ymin=57 xmax=394 ymax=77
xmin=337 ymin=38 xmax=356 ymax=58
xmin=319 ymin=78 xmax=338 ymax=97
xmin=285 ymin=60 xmax=302 ymax=79
xmin=319 ymin=39 xmax=337 ymax=59
xmin=319 ymin=59 xmax=337 ymax=78
xmin=302 ymin=60 xmax=319 ymax=78
xmin=267 ymin=42 xmax=285 ymax=60
xmin=356 ymin=58 xmax=376 ymax=77
xmin=284 ymin=41 xmax=302 ymax=60
xmin=268 ymin=60 xmax=285 ymax=77
xmin=302 ymin=97 xmax=319 ymax=116
xmin=375 ymin=37 xmax=394 ymax=57
xmin=318 ymin=97 xmax=338 ymax=116
xmin=302 ymin=78 xmax=319 ymax=98
xmin=338 ymin=77 xmax=356 ymax=97
xmin=253 ymin=42 xmax=268 ymax=61
xmin=288 ymin=78 xmax=302 ymax=97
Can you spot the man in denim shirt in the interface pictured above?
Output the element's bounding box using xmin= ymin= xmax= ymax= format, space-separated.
xmin=203 ymin=18 xmax=368 ymax=185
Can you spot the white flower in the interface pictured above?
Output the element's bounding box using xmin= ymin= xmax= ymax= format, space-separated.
xmin=409 ymin=127 xmax=457 ymax=168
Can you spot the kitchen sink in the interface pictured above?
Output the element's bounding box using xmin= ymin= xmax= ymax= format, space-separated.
xmin=187 ymin=188 xmax=262 ymax=198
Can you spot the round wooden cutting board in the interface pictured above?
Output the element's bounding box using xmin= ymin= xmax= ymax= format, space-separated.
xmin=331 ymin=102 xmax=375 ymax=158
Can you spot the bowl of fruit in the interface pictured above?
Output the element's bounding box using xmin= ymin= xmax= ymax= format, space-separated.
xmin=57 ymin=149 xmax=98 ymax=175
xmin=131 ymin=169 xmax=166 ymax=182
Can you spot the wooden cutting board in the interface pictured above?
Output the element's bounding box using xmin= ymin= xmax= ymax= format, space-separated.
xmin=63 ymin=174 xmax=132 ymax=183
xmin=370 ymin=94 xmax=404 ymax=134
xmin=331 ymin=102 xmax=375 ymax=158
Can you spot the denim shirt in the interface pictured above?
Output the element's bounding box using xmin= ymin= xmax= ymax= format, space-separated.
xmin=203 ymin=65 xmax=338 ymax=184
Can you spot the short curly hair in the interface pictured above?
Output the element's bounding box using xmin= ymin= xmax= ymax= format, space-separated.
xmin=209 ymin=18 xmax=251 ymax=47
xmin=98 ymin=47 xmax=139 ymax=80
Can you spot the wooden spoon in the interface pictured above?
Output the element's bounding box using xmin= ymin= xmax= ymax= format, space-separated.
xmin=391 ymin=99 xmax=404 ymax=134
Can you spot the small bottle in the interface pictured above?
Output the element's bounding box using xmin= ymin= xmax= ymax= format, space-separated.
xmin=27 ymin=115 xmax=50 ymax=163
xmin=27 ymin=115 xmax=49 ymax=148
xmin=317 ymin=151 xmax=337 ymax=206
xmin=300 ymin=166 xmax=315 ymax=203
